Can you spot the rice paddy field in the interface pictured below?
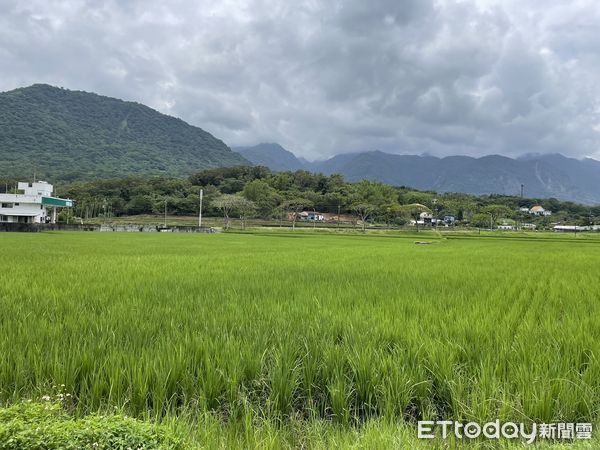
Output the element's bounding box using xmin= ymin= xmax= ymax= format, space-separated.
xmin=1 ymin=230 xmax=599 ymax=449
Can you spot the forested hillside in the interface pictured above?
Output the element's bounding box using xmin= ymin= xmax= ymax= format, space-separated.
xmin=0 ymin=84 xmax=248 ymax=181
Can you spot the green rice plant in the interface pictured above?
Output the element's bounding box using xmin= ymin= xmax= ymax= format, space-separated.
xmin=266 ymin=343 xmax=300 ymax=419
xmin=327 ymin=374 xmax=352 ymax=425
xmin=0 ymin=231 xmax=599 ymax=447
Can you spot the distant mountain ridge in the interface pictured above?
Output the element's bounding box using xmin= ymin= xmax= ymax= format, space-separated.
xmin=3 ymin=84 xmax=598 ymax=204
xmin=235 ymin=144 xmax=600 ymax=204
xmin=234 ymin=143 xmax=306 ymax=171
xmin=0 ymin=84 xmax=248 ymax=181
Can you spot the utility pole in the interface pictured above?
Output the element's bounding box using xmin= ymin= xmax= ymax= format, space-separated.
xmin=164 ymin=200 xmax=167 ymax=227
xmin=520 ymin=184 xmax=524 ymax=198
xmin=337 ymin=205 xmax=341 ymax=232
xmin=198 ymin=188 xmax=203 ymax=227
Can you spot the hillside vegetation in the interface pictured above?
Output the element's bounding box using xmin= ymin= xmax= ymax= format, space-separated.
xmin=0 ymin=84 xmax=248 ymax=181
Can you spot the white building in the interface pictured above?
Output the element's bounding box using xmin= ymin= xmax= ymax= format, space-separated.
xmin=0 ymin=181 xmax=73 ymax=224
xmin=529 ymin=205 xmax=552 ymax=216
xmin=497 ymin=224 xmax=515 ymax=230
xmin=304 ymin=211 xmax=325 ymax=221
xmin=520 ymin=223 xmax=537 ymax=230
xmin=554 ymin=225 xmax=588 ymax=232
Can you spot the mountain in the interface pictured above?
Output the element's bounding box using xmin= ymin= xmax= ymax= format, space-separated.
xmin=518 ymin=153 xmax=600 ymax=202
xmin=318 ymin=152 xmax=600 ymax=203
xmin=241 ymin=144 xmax=600 ymax=204
xmin=314 ymin=151 xmax=443 ymax=188
xmin=0 ymin=84 xmax=248 ymax=181
xmin=4 ymin=84 xmax=597 ymax=203
xmin=234 ymin=143 xmax=305 ymax=171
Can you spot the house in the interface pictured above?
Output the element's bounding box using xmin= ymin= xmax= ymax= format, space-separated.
xmin=519 ymin=207 xmax=530 ymax=213
xmin=296 ymin=211 xmax=323 ymax=221
xmin=0 ymin=181 xmax=73 ymax=224
xmin=520 ymin=223 xmax=537 ymax=230
xmin=419 ymin=211 xmax=433 ymax=225
xmin=529 ymin=205 xmax=552 ymax=216
xmin=443 ymin=215 xmax=456 ymax=225
xmin=553 ymin=225 xmax=588 ymax=232
xmin=305 ymin=211 xmax=325 ymax=221
xmin=497 ymin=224 xmax=515 ymax=230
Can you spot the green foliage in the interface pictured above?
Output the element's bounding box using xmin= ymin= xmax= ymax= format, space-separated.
xmin=0 ymin=401 xmax=184 ymax=450
xmin=242 ymin=180 xmax=280 ymax=217
xmin=1 ymin=232 xmax=600 ymax=425
xmin=49 ymin=165 xmax=600 ymax=227
xmin=350 ymin=180 xmax=397 ymax=208
xmin=188 ymin=166 xmax=269 ymax=187
xmin=481 ymin=204 xmax=514 ymax=222
xmin=471 ymin=213 xmax=493 ymax=228
xmin=211 ymin=193 xmax=256 ymax=229
xmin=0 ymin=84 xmax=248 ymax=182
xmin=281 ymin=197 xmax=313 ymax=228
xmin=1 ymin=232 xmax=600 ymax=448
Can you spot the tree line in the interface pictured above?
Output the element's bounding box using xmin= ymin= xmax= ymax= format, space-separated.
xmin=2 ymin=166 xmax=599 ymax=228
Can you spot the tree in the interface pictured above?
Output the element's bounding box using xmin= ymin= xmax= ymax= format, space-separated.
xmin=381 ymin=203 xmax=402 ymax=229
xmin=481 ymin=205 xmax=513 ymax=230
xmin=351 ymin=180 xmax=397 ymax=208
xmin=126 ymin=195 xmax=154 ymax=215
xmin=281 ymin=198 xmax=313 ymax=229
xmin=212 ymin=194 xmax=239 ymax=229
xmin=399 ymin=203 xmax=430 ymax=232
xmin=243 ymin=180 xmax=280 ymax=218
xmin=219 ymin=178 xmax=245 ymax=194
xmin=236 ymin=197 xmax=257 ymax=230
xmin=403 ymin=191 xmax=435 ymax=207
xmin=349 ymin=180 xmax=398 ymax=231
xmin=471 ymin=213 xmax=491 ymax=228
xmin=212 ymin=194 xmax=258 ymax=230
xmin=352 ymin=203 xmax=375 ymax=232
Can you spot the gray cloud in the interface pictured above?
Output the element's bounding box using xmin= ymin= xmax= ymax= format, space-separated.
xmin=1 ymin=0 xmax=600 ymax=160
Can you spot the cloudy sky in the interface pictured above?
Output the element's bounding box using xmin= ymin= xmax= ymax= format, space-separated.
xmin=2 ymin=0 xmax=600 ymax=160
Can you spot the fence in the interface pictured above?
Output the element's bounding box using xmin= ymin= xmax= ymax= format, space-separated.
xmin=0 ymin=223 xmax=216 ymax=233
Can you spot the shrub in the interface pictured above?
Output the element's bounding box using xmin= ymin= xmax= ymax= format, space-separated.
xmin=0 ymin=401 xmax=185 ymax=450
